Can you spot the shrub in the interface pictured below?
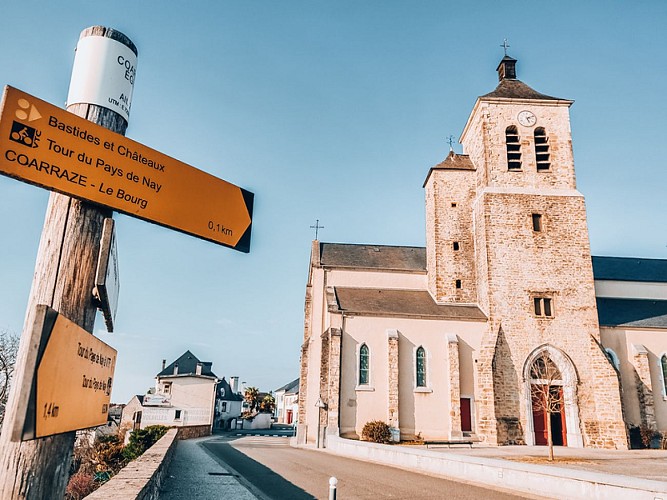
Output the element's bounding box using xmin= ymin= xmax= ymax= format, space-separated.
xmin=94 ymin=435 xmax=126 ymax=473
xmin=362 ymin=420 xmax=392 ymax=444
xmin=122 ymin=425 xmax=169 ymax=461
xmin=640 ymin=425 xmax=658 ymax=449
xmin=65 ymin=471 xmax=95 ymax=500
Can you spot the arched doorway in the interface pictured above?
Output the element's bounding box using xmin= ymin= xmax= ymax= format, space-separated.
xmin=523 ymin=345 xmax=583 ymax=448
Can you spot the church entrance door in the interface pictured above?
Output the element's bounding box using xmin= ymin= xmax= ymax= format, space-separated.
xmin=531 ymin=384 xmax=566 ymax=446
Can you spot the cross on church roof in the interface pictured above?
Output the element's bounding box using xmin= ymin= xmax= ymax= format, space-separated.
xmin=310 ymin=219 xmax=324 ymax=240
xmin=501 ymin=38 xmax=510 ymax=56
xmin=447 ymin=135 xmax=455 ymax=151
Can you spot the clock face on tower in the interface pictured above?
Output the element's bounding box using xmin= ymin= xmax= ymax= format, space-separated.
xmin=517 ymin=110 xmax=537 ymax=127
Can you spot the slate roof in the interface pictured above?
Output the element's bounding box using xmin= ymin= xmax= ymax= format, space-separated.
xmin=216 ymin=377 xmax=243 ymax=401
xmin=592 ymin=256 xmax=667 ymax=283
xmin=318 ymin=245 xmax=667 ymax=285
xmin=423 ymin=152 xmax=476 ymax=187
xmin=157 ymin=350 xmax=217 ymax=378
xmin=597 ymin=298 xmax=667 ymax=329
xmin=275 ymin=378 xmax=299 ymax=394
xmin=480 ymin=78 xmax=566 ymax=101
xmin=334 ymin=287 xmax=487 ymax=321
xmin=320 ymin=243 xmax=426 ymax=272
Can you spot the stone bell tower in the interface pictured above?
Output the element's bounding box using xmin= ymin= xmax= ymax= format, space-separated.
xmin=426 ymin=54 xmax=627 ymax=448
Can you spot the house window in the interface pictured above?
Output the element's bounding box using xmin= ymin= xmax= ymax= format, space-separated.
xmin=506 ymin=125 xmax=522 ymax=170
xmin=174 ymin=409 xmax=182 ymax=420
xmin=416 ymin=347 xmax=426 ymax=387
xmin=534 ymin=297 xmax=554 ymax=317
xmin=661 ymin=354 xmax=667 ymax=396
xmin=532 ymin=213 xmax=543 ymax=232
xmin=359 ymin=344 xmax=370 ymax=385
xmin=163 ymin=382 xmax=171 ymax=394
xmin=455 ymin=279 xmax=462 ymax=289
xmin=453 ymin=241 xmax=460 ymax=251
xmin=534 ymin=127 xmax=550 ymax=171
xmin=221 ymin=402 xmax=227 ymax=412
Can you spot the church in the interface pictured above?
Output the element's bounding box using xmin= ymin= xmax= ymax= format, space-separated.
xmin=297 ymin=54 xmax=667 ymax=449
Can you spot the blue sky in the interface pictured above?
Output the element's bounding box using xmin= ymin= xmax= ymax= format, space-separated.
xmin=0 ymin=1 xmax=665 ymax=403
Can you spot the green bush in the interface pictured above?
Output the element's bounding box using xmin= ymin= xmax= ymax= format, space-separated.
xmin=362 ymin=420 xmax=392 ymax=444
xmin=122 ymin=425 xmax=169 ymax=461
xmin=94 ymin=435 xmax=125 ymax=473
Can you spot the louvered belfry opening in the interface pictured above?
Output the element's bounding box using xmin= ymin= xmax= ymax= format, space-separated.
xmin=534 ymin=127 xmax=551 ymax=171
xmin=506 ymin=125 xmax=522 ymax=170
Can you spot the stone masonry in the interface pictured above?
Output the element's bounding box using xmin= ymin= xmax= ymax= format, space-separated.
xmin=424 ymin=56 xmax=628 ymax=448
xmin=631 ymin=343 xmax=658 ymax=431
xmin=387 ymin=329 xmax=399 ymax=429
xmin=447 ymin=334 xmax=462 ymax=439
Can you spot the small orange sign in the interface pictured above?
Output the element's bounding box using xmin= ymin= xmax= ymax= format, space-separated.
xmin=34 ymin=310 xmax=117 ymax=438
xmin=0 ymin=86 xmax=253 ymax=252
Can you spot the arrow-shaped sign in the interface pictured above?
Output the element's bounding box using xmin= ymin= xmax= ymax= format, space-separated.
xmin=0 ymin=86 xmax=253 ymax=252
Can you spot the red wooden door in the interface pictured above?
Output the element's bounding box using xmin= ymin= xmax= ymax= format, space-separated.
xmin=460 ymin=398 xmax=472 ymax=432
xmin=531 ymin=386 xmax=548 ymax=445
xmin=532 ymin=385 xmax=567 ymax=446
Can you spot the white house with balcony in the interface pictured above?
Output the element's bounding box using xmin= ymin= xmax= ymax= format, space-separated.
xmin=121 ymin=351 xmax=218 ymax=434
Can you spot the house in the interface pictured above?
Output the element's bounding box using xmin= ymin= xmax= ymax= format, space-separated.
xmin=214 ymin=376 xmax=244 ymax=430
xmin=274 ymin=378 xmax=299 ymax=425
xmin=120 ymin=351 xmax=218 ymax=435
xmin=298 ymin=54 xmax=667 ymax=450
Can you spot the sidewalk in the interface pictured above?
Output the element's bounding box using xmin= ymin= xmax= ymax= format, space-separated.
xmin=158 ymin=436 xmax=259 ymax=500
xmin=438 ymin=444 xmax=667 ymax=482
xmin=323 ymin=435 xmax=667 ymax=499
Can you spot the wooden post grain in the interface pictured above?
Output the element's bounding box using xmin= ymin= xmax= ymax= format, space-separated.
xmin=0 ymin=26 xmax=136 ymax=499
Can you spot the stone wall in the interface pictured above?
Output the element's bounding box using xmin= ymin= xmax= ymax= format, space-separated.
xmin=424 ymin=167 xmax=478 ymax=304
xmin=631 ymin=344 xmax=657 ymax=431
xmin=387 ymin=329 xmax=399 ymax=429
xmin=175 ymin=424 xmax=211 ymax=440
xmin=87 ymin=428 xmax=178 ymax=500
xmin=459 ymin=94 xmax=627 ymax=449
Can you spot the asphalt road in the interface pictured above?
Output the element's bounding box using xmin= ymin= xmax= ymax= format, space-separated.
xmin=202 ymin=434 xmax=536 ymax=500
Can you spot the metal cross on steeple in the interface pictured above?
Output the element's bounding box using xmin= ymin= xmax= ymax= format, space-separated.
xmin=310 ymin=219 xmax=324 ymax=240
xmin=501 ymin=38 xmax=510 ymax=56
xmin=447 ymin=135 xmax=455 ymax=151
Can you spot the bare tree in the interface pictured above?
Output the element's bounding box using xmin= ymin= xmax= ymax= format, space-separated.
xmin=0 ymin=330 xmax=19 ymax=429
xmin=529 ymin=351 xmax=564 ymax=461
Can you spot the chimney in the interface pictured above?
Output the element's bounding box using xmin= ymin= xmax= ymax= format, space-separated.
xmin=173 ymin=363 xmax=178 ymax=375
xmin=230 ymin=376 xmax=239 ymax=393
xmin=196 ymin=362 xmax=202 ymax=375
xmin=162 ymin=359 xmax=166 ymax=370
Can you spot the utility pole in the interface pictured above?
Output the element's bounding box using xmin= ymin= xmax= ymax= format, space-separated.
xmin=0 ymin=26 xmax=137 ymax=499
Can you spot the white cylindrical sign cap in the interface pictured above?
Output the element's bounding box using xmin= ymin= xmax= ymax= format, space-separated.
xmin=67 ymin=35 xmax=138 ymax=121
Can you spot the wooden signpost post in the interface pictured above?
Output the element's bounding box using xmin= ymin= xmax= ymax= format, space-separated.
xmin=0 ymin=25 xmax=253 ymax=499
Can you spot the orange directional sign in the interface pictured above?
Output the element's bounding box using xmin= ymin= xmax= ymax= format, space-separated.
xmin=19 ymin=305 xmax=117 ymax=440
xmin=0 ymin=86 xmax=253 ymax=252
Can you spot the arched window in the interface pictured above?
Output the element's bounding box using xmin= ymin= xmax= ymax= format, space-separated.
xmin=604 ymin=348 xmax=620 ymax=372
xmin=661 ymin=354 xmax=667 ymax=396
xmin=534 ymin=127 xmax=550 ymax=171
xmin=359 ymin=344 xmax=370 ymax=385
xmin=416 ymin=346 xmax=426 ymax=387
xmin=506 ymin=126 xmax=522 ymax=170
